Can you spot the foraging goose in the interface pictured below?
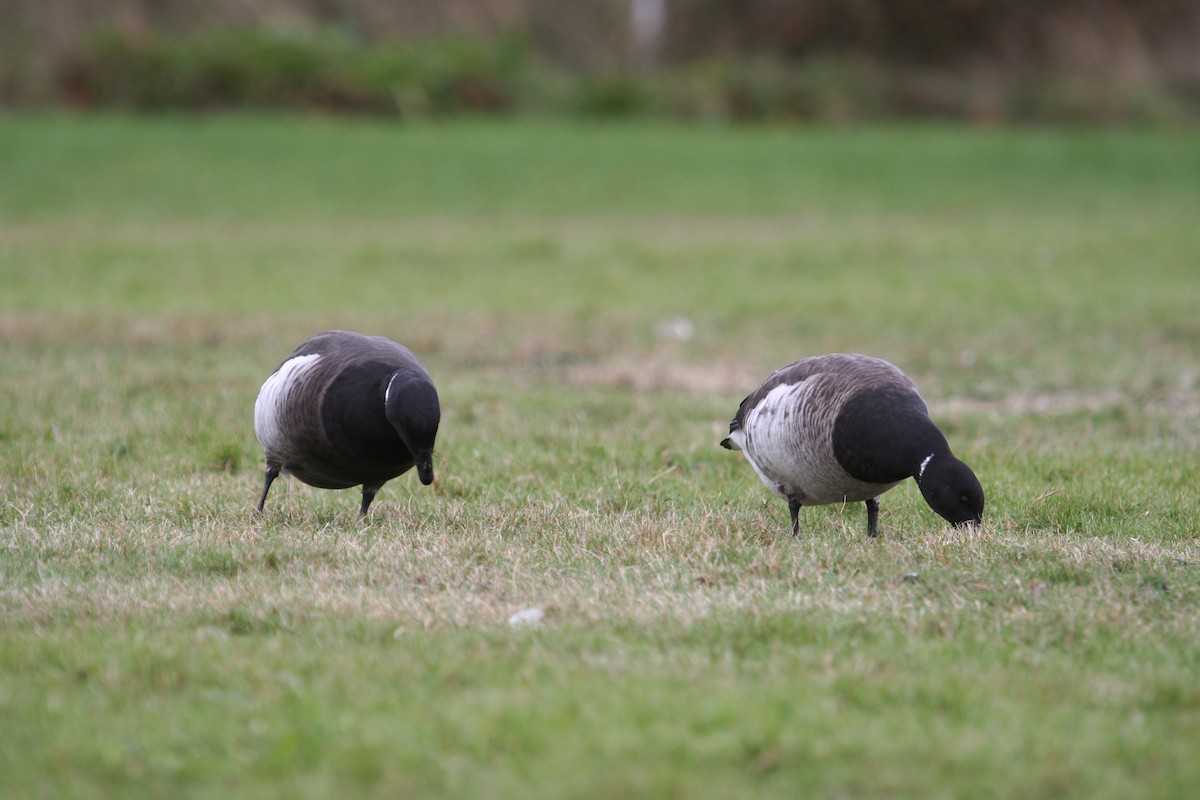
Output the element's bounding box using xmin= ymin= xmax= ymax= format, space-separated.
xmin=254 ymin=331 xmax=440 ymax=515
xmin=721 ymin=354 xmax=983 ymax=536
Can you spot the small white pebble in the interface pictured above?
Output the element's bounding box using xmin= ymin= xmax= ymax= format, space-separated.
xmin=655 ymin=317 xmax=695 ymax=342
xmin=507 ymin=607 xmax=545 ymax=627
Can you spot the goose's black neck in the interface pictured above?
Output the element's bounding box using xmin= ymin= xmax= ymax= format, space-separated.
xmin=384 ymin=368 xmax=440 ymax=451
xmin=832 ymin=386 xmax=949 ymax=484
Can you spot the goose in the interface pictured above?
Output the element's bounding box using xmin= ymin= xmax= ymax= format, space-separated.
xmin=254 ymin=331 xmax=440 ymax=515
xmin=721 ymin=354 xmax=983 ymax=536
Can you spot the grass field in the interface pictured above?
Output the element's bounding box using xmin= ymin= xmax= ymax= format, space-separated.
xmin=2 ymin=113 xmax=1199 ymax=798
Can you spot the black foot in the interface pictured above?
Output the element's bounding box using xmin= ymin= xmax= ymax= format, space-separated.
xmin=865 ymin=497 xmax=880 ymax=537
xmin=787 ymin=495 xmax=802 ymax=536
xmin=360 ymin=485 xmax=380 ymax=517
xmin=257 ymin=464 xmax=281 ymax=513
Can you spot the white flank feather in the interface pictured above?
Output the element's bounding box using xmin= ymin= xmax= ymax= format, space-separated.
xmin=254 ymin=353 xmax=321 ymax=452
xmin=739 ymin=381 xmax=810 ymax=498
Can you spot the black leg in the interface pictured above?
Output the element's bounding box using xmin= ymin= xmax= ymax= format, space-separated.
xmin=257 ymin=464 xmax=281 ymax=513
xmin=865 ymin=496 xmax=880 ymax=537
xmin=360 ymin=485 xmax=380 ymax=517
xmin=787 ymin=495 xmax=802 ymax=536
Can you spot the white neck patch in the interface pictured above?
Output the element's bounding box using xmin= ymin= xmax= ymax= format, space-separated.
xmin=384 ymin=371 xmax=402 ymax=406
xmin=918 ymin=453 xmax=935 ymax=481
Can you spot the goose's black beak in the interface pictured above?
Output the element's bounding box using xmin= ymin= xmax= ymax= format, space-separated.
xmin=417 ymin=460 xmax=435 ymax=486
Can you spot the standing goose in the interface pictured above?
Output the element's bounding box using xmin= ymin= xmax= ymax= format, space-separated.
xmin=721 ymin=354 xmax=983 ymax=536
xmin=254 ymin=331 xmax=440 ymax=515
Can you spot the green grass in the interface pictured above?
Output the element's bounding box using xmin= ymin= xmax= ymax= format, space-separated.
xmin=2 ymin=113 xmax=1199 ymax=799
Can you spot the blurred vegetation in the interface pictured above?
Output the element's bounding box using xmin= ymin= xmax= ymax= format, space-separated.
xmin=63 ymin=27 xmax=526 ymax=117
xmin=2 ymin=0 xmax=1198 ymax=123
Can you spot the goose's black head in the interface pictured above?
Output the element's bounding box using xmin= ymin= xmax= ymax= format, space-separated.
xmin=916 ymin=454 xmax=984 ymax=529
xmin=384 ymin=370 xmax=440 ymax=485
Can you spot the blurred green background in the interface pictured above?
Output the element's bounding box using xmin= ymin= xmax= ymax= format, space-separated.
xmin=3 ymin=0 xmax=1199 ymax=124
